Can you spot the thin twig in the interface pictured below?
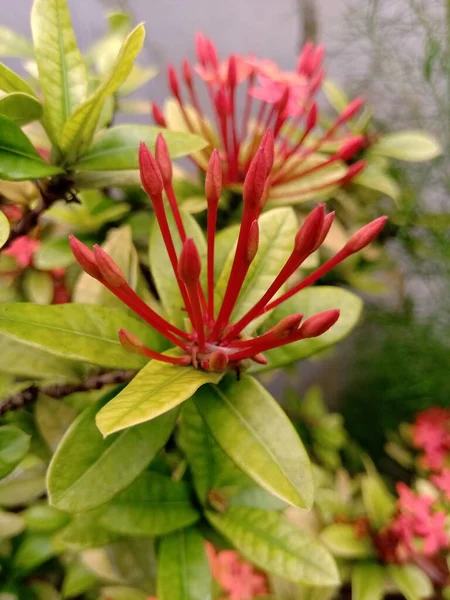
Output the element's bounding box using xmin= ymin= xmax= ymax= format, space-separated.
xmin=0 ymin=370 xmax=136 ymax=417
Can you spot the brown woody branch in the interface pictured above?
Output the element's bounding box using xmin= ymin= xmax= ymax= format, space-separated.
xmin=0 ymin=370 xmax=136 ymax=417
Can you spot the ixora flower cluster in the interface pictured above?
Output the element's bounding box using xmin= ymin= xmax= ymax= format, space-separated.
xmin=70 ymin=134 xmax=386 ymax=374
xmin=153 ymin=34 xmax=366 ymax=201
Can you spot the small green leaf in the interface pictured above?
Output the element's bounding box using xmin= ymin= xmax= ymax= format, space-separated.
xmin=0 ymin=93 xmax=42 ymax=126
xmin=0 ymin=63 xmax=36 ymax=96
xmin=0 ymin=461 xmax=46 ymax=507
xmin=0 ymin=27 xmax=34 ymax=58
xmin=150 ymin=208 xmax=206 ymax=327
xmin=62 ymin=562 xmax=98 ymax=599
xmin=35 ymin=395 xmax=77 ymax=452
xmin=22 ymin=269 xmax=54 ymax=305
xmin=254 ymin=287 xmax=363 ymax=371
xmin=320 ymin=524 xmax=375 ymax=558
xmin=0 ymin=510 xmax=26 ymax=538
xmin=60 ymin=24 xmax=145 ymax=160
xmin=22 ymin=503 xmax=70 ymax=533
xmin=98 ymin=587 xmax=148 ymax=600
xmin=100 ymin=472 xmax=199 ymax=536
xmin=47 ymin=391 xmax=178 ymax=512
xmin=0 ymin=210 xmax=10 ymax=249
xmin=157 ymin=527 xmax=212 ymax=600
xmin=75 ymin=125 xmax=207 ymax=171
xmin=194 ymin=375 xmax=313 ymax=509
xmin=13 ymin=534 xmax=56 ymax=575
xmin=0 ymin=303 xmax=161 ymax=370
xmin=33 ymin=237 xmax=73 ymax=270
xmin=361 ymin=474 xmax=396 ymax=530
xmin=0 ymin=426 xmax=30 ymax=478
xmin=214 ymin=208 xmax=297 ymax=332
xmin=207 ymin=507 xmax=339 ymax=586
xmin=388 ymin=564 xmax=433 ymax=600
xmin=96 ymin=359 xmax=222 ymax=436
xmin=352 ymin=562 xmax=385 ymax=600
xmin=354 ymin=163 xmax=401 ymax=202
xmin=31 ymin=0 xmax=88 ymax=141
xmin=55 ymin=510 xmax=120 ymax=551
xmin=30 ymin=582 xmax=61 ymax=600
xmin=0 ymin=114 xmax=63 ymax=180
xmin=370 ymin=131 xmax=441 ymax=161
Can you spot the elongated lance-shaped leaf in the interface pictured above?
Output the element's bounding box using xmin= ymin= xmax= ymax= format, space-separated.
xmin=0 ymin=63 xmax=37 ymax=96
xmin=60 ymin=24 xmax=145 ymax=161
xmin=207 ymin=507 xmax=339 ymax=587
xmin=0 ymin=26 xmax=34 ymax=58
xmin=31 ymin=0 xmax=88 ymax=142
xmin=194 ymin=375 xmax=313 ymax=509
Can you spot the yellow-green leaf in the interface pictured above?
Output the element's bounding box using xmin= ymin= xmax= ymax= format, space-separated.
xmin=22 ymin=269 xmax=54 ymax=304
xmin=0 ymin=425 xmax=30 ymax=478
xmin=370 ymin=131 xmax=441 ymax=162
xmin=0 ymin=62 xmax=36 ymax=96
xmin=0 ymin=26 xmax=34 ymax=58
xmin=96 ymin=359 xmax=223 ymax=436
xmin=0 ymin=210 xmax=9 ymax=249
xmin=0 ymin=92 xmax=42 ymax=127
xmin=352 ymin=562 xmax=385 ymax=600
xmin=388 ymin=564 xmax=433 ymax=600
xmin=0 ymin=509 xmax=26 ymax=538
xmin=321 ymin=524 xmax=375 ymax=558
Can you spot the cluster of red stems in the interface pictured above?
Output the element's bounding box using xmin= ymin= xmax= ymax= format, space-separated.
xmin=153 ymin=34 xmax=367 ymax=200
xmin=70 ymin=132 xmax=386 ymax=374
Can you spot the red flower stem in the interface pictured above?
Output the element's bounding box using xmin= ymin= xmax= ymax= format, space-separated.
xmin=276 ymin=152 xmax=342 ymax=185
xmin=229 ymin=88 xmax=240 ymax=181
xmin=240 ymin=71 xmax=255 ymax=142
xmin=185 ymin=282 xmax=206 ymax=350
xmin=165 ymin=182 xmax=187 ymax=242
xmin=186 ymin=79 xmax=217 ymax=146
xmin=264 ymin=248 xmax=349 ymax=312
xmin=139 ymin=347 xmax=191 ymax=365
xmin=207 ymin=196 xmax=219 ymax=321
xmin=230 ymin=328 xmax=307 ymax=361
xmin=244 ymin=101 xmax=269 ymax=171
xmin=269 ymin=169 xmax=352 ymax=201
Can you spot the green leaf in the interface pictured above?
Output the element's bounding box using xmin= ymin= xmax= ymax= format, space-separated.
xmin=361 ymin=474 xmax=396 ymax=530
xmin=214 ymin=208 xmax=297 ymax=332
xmin=35 ymin=395 xmax=77 ymax=452
xmin=34 ymin=237 xmax=73 ymax=270
xmin=0 ymin=303 xmax=161 ymax=370
xmin=207 ymin=507 xmax=339 ymax=586
xmin=0 ymin=210 xmax=10 ymax=249
xmin=22 ymin=269 xmax=54 ymax=305
xmin=370 ymin=131 xmax=441 ymax=161
xmin=75 ymin=125 xmax=207 ymax=171
xmin=194 ymin=375 xmax=313 ymax=509
xmin=0 ymin=63 xmax=36 ymax=96
xmin=54 ymin=510 xmax=120 ymax=551
xmin=96 ymin=359 xmax=222 ymax=436
xmin=0 ymin=460 xmax=46 ymax=507
xmin=47 ymin=391 xmax=178 ymax=512
xmin=60 ymin=24 xmax=145 ymax=160
xmin=352 ymin=562 xmax=385 ymax=600
xmin=388 ymin=564 xmax=433 ymax=600
xmin=98 ymin=588 xmax=148 ymax=600
xmin=100 ymin=472 xmax=200 ymax=536
xmin=0 ymin=510 xmax=26 ymax=538
xmin=0 ymin=426 xmax=30 ymax=478
xmin=0 ymin=27 xmax=34 ymax=58
xmin=13 ymin=534 xmax=56 ymax=575
xmin=149 ymin=207 xmax=206 ymax=327
xmin=29 ymin=582 xmax=61 ymax=600
xmin=0 ymin=114 xmax=63 ymax=180
xmin=354 ymin=163 xmax=401 ymax=203
xmin=22 ymin=503 xmax=70 ymax=533
xmin=320 ymin=524 xmax=375 ymax=558
xmin=0 ymin=93 xmax=42 ymax=127
xmin=157 ymin=527 xmax=212 ymax=600
xmin=254 ymin=287 xmax=363 ymax=372
xmin=62 ymin=562 xmax=98 ymax=599
xmin=31 ymin=0 xmax=88 ymax=141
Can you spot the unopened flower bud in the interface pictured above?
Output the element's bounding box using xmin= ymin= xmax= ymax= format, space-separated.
xmin=93 ymin=246 xmax=127 ymax=288
xmin=139 ymin=142 xmax=164 ymax=197
xmin=294 ymin=204 xmax=325 ymax=255
xmin=215 ymin=88 xmax=229 ymax=117
xmin=344 ymin=216 xmax=388 ymax=254
xmin=314 ymin=211 xmax=335 ymax=250
xmin=182 ymin=59 xmax=193 ymax=86
xmin=342 ymin=160 xmax=366 ymax=182
xmin=298 ymin=309 xmax=340 ymax=338
xmin=209 ymin=350 xmax=229 ymax=372
xmin=243 ymin=148 xmax=267 ymax=210
xmin=310 ymin=44 xmax=325 ymax=72
xmin=155 ymin=134 xmax=173 ymax=184
xmin=227 ymin=55 xmax=237 ymax=88
xmin=195 ymin=32 xmax=207 ymax=64
xmin=168 ymin=65 xmax=180 ymax=98
xmin=246 ymin=220 xmax=259 ymax=263
xmin=337 ymin=136 xmax=364 ymax=161
xmin=69 ymin=235 xmax=101 ymax=280
xmin=269 ymin=313 xmax=303 ymax=339
xmin=118 ymin=329 xmax=146 ymax=355
xmin=205 ymin=149 xmax=222 ymax=204
xmin=297 ymin=41 xmax=314 ymax=75
xmin=261 ymin=129 xmax=274 ymax=174
xmin=178 ymin=238 xmax=202 ymax=285
xmin=306 ymin=103 xmax=318 ymax=131
xmin=151 ymin=102 xmax=166 ymax=127
xmin=252 ymin=353 xmax=268 ymax=365
xmin=339 ymin=97 xmax=364 ymax=122
xmin=206 ymin=38 xmax=219 ymax=68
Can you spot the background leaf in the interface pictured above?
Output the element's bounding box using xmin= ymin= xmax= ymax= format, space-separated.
xmin=22 ymin=269 xmax=54 ymax=305
xmin=352 ymin=562 xmax=385 ymax=600
xmin=320 ymin=523 xmax=375 ymax=558
xmin=0 ymin=62 xmax=36 ymax=96
xmin=35 ymin=394 xmax=77 ymax=452
xmin=388 ymin=564 xmax=433 ymax=600
xmin=0 ymin=26 xmax=34 ymax=57
xmin=0 ymin=425 xmax=30 ymax=478
xmin=369 ymin=131 xmax=441 ymax=161
xmin=0 ymin=210 xmax=10 ymax=249
xmin=0 ymin=93 xmax=42 ymax=126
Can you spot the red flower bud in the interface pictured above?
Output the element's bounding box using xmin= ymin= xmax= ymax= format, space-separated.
xmin=340 ymin=97 xmax=364 ymax=122
xmin=168 ymin=65 xmax=180 ymax=98
xmin=215 ymin=87 xmax=229 ymax=117
xmin=151 ymin=102 xmax=166 ymax=127
xmin=314 ymin=210 xmax=335 ymax=250
xmin=298 ymin=309 xmax=340 ymax=338
xmin=243 ymin=147 xmax=267 ymax=210
xmin=205 ymin=149 xmax=222 ymax=204
xmin=155 ymin=134 xmax=173 ymax=185
xmin=337 ymin=136 xmax=364 ymax=161
xmin=182 ymin=59 xmax=193 ymax=86
xmin=93 ymin=246 xmax=127 ymax=288
xmin=118 ymin=328 xmax=146 ymax=355
xmin=342 ymin=160 xmax=366 ymax=182
xmin=310 ymin=44 xmax=325 ymax=72
xmin=178 ymin=238 xmax=202 ymax=286
xmin=195 ymin=32 xmax=207 ymax=64
xmin=344 ymin=216 xmax=388 ymax=254
xmin=269 ymin=313 xmax=303 ymax=339
xmin=139 ymin=142 xmax=164 ymax=197
xmin=209 ymin=350 xmax=229 ymax=372
xmin=261 ymin=129 xmax=275 ymax=174
xmin=227 ymin=55 xmax=237 ymax=88
xmin=246 ymin=220 xmax=259 ymax=263
xmin=206 ymin=38 xmax=219 ymax=68
xmin=306 ymin=103 xmax=318 ymax=131
xmin=69 ymin=236 xmax=101 ymax=280
xmin=252 ymin=353 xmax=268 ymax=365
xmin=297 ymin=41 xmax=314 ymax=75
xmin=294 ymin=203 xmax=325 ymax=255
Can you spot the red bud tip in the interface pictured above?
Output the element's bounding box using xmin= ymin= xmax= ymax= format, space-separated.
xmin=310 ymin=68 xmax=325 ymax=94
xmin=179 ymin=355 xmax=192 ymax=366
xmin=139 ymin=142 xmax=164 ymax=197
xmin=227 ymin=55 xmax=237 ymax=88
xmin=155 ymin=134 xmax=173 ymax=184
xmin=270 ymin=313 xmax=304 ymax=339
xmin=168 ymin=65 xmax=180 ymax=98
xmin=343 ymin=160 xmax=367 ymax=182
xmin=261 ymin=130 xmax=275 ymax=174
xmin=209 ymin=350 xmax=229 ymax=372
xmin=252 ymin=353 xmax=268 ymax=365
xmin=299 ymin=309 xmax=340 ymax=338
xmin=243 ymin=148 xmax=267 ymax=210
xmin=178 ymin=237 xmax=202 ymax=285
xmin=297 ymin=41 xmax=314 ymax=74
xmin=278 ymin=87 xmax=290 ymax=113
xmin=337 ymin=136 xmax=364 ymax=161
xmin=306 ymin=103 xmax=318 ymax=131
xmin=118 ymin=329 xmax=146 ymax=355
xmin=294 ymin=203 xmax=326 ymax=255
xmin=93 ymin=246 xmax=127 ymax=288
xmin=205 ymin=149 xmax=222 ymax=204
xmin=182 ymin=59 xmax=193 ymax=85
xmin=314 ymin=210 xmax=335 ymax=250
xmin=310 ymin=44 xmax=325 ymax=72
xmin=345 ymin=216 xmax=388 ymax=254
xmin=151 ymin=102 xmax=166 ymax=127
xmin=246 ymin=220 xmax=259 ymax=263
xmin=340 ymin=97 xmax=364 ymax=121
xmin=206 ymin=39 xmax=219 ymax=68
xmin=69 ymin=235 xmax=101 ymax=280
xmin=215 ymin=88 xmax=229 ymax=116
xmin=195 ymin=32 xmax=207 ymax=64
